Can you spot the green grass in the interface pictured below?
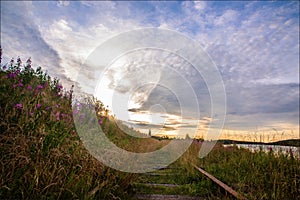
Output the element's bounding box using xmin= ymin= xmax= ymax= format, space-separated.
xmin=132 ymin=142 xmax=300 ymax=199
xmin=198 ymin=144 xmax=300 ymax=200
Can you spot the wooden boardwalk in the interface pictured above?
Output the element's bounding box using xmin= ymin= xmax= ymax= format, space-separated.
xmin=133 ymin=165 xmax=247 ymax=200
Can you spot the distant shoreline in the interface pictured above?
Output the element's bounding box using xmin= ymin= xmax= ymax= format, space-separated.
xmin=218 ymin=139 xmax=300 ymax=147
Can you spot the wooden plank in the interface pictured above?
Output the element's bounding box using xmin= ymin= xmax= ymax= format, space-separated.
xmin=134 ymin=194 xmax=204 ymax=200
xmin=135 ymin=183 xmax=180 ymax=188
xmin=194 ymin=165 xmax=247 ymax=200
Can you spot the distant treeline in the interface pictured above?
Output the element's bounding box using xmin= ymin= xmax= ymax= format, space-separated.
xmin=219 ymin=139 xmax=300 ymax=147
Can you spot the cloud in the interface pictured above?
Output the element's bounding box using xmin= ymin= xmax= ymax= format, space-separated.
xmin=194 ymin=1 xmax=206 ymax=11
xmin=57 ymin=1 xmax=70 ymax=7
xmin=214 ymin=9 xmax=239 ymax=26
xmin=1 ymin=1 xmax=298 ymax=133
xmin=0 ymin=2 xmax=70 ymax=85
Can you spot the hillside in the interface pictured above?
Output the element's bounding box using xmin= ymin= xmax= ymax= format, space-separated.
xmin=0 ymin=57 xmax=141 ymax=199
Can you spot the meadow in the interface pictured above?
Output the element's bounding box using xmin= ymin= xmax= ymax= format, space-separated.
xmin=0 ymin=55 xmax=299 ymax=199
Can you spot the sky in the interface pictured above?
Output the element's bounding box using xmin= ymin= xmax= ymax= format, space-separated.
xmin=1 ymin=1 xmax=299 ymax=141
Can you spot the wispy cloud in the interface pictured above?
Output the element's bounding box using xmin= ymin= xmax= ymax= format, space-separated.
xmin=1 ymin=1 xmax=298 ymax=135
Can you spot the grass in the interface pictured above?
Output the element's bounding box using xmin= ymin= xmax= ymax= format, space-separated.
xmin=133 ymin=141 xmax=300 ymax=199
xmin=0 ymin=57 xmax=137 ymax=199
xmin=198 ymin=144 xmax=300 ymax=200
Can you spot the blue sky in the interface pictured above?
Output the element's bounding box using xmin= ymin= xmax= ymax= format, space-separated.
xmin=1 ymin=1 xmax=299 ymax=140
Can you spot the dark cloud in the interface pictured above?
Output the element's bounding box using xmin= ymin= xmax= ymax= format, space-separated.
xmin=226 ymin=83 xmax=299 ymax=116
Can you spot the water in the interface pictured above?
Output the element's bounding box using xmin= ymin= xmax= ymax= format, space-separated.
xmin=223 ymin=143 xmax=300 ymax=159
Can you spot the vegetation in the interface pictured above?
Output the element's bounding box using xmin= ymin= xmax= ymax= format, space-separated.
xmin=198 ymin=144 xmax=300 ymax=199
xmin=0 ymin=55 xmax=136 ymax=199
xmin=1 ymin=51 xmax=299 ymax=199
xmin=135 ymin=142 xmax=300 ymax=199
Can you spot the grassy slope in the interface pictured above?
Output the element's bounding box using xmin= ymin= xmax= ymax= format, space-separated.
xmin=0 ymin=61 xmax=138 ymax=199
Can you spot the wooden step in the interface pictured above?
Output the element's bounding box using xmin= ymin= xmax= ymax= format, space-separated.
xmin=134 ymin=194 xmax=204 ymax=200
xmin=138 ymin=183 xmax=180 ymax=188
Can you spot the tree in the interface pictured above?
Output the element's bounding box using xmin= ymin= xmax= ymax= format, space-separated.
xmin=185 ymin=133 xmax=191 ymax=140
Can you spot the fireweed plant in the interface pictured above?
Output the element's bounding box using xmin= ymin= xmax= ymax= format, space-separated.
xmin=0 ymin=51 xmax=136 ymax=199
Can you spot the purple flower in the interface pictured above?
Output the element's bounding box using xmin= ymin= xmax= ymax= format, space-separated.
xmin=80 ymin=113 xmax=85 ymax=120
xmin=15 ymin=103 xmax=23 ymax=109
xmin=18 ymin=83 xmax=23 ymax=87
xmin=27 ymin=85 xmax=32 ymax=90
xmin=36 ymin=103 xmax=42 ymax=109
xmin=9 ymin=72 xmax=16 ymax=79
xmin=13 ymin=84 xmax=17 ymax=88
xmin=55 ymin=112 xmax=60 ymax=121
xmin=76 ymin=103 xmax=82 ymax=110
xmin=16 ymin=69 xmax=20 ymax=74
xmin=73 ymin=109 xmax=79 ymax=115
xmin=29 ymin=112 xmax=34 ymax=117
xmin=61 ymin=113 xmax=67 ymax=118
xmin=37 ymin=84 xmax=43 ymax=90
xmin=56 ymin=84 xmax=63 ymax=90
xmin=45 ymin=106 xmax=51 ymax=110
xmin=99 ymin=118 xmax=103 ymax=125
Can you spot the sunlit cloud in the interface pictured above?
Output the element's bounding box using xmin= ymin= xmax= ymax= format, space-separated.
xmin=1 ymin=1 xmax=298 ymax=140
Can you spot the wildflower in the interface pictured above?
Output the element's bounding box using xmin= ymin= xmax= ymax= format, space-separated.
xmin=16 ymin=69 xmax=20 ymax=74
xmin=27 ymin=85 xmax=32 ymax=90
xmin=37 ymin=84 xmax=43 ymax=90
xmin=99 ymin=118 xmax=103 ymax=125
xmin=61 ymin=113 xmax=67 ymax=118
xmin=29 ymin=112 xmax=34 ymax=117
xmin=36 ymin=103 xmax=42 ymax=109
xmin=76 ymin=102 xmax=82 ymax=110
xmin=9 ymin=72 xmax=16 ymax=79
xmin=13 ymin=84 xmax=17 ymax=88
xmin=73 ymin=109 xmax=79 ymax=115
xmin=45 ymin=106 xmax=51 ymax=111
xmin=17 ymin=57 xmax=22 ymax=65
xmin=18 ymin=82 xmax=23 ymax=87
xmin=26 ymin=57 xmax=32 ymax=69
xmin=56 ymin=84 xmax=63 ymax=90
xmin=15 ymin=103 xmax=23 ymax=109
xmin=80 ymin=113 xmax=85 ymax=120
xmin=55 ymin=112 xmax=60 ymax=121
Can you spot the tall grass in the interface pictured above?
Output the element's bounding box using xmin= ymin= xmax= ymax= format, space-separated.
xmin=138 ymin=141 xmax=300 ymax=199
xmin=197 ymin=144 xmax=300 ymax=200
xmin=0 ymin=55 xmax=136 ymax=199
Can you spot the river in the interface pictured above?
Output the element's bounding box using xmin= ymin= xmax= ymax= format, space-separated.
xmin=223 ymin=143 xmax=300 ymax=159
